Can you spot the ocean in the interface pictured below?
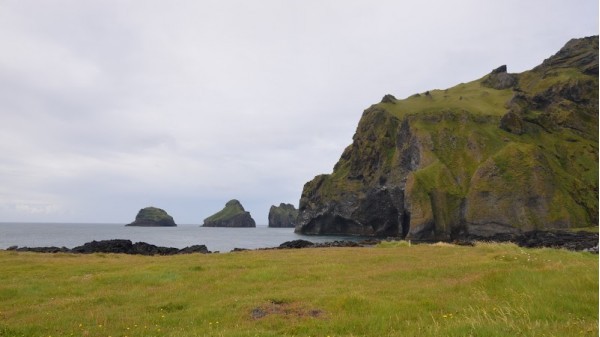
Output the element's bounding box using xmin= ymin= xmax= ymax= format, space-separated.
xmin=0 ymin=222 xmax=365 ymax=253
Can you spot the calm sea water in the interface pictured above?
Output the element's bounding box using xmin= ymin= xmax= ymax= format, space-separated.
xmin=0 ymin=223 xmax=365 ymax=253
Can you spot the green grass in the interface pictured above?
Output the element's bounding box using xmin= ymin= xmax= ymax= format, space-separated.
xmin=204 ymin=201 xmax=246 ymax=222
xmin=382 ymin=79 xmax=515 ymax=119
xmin=137 ymin=207 xmax=174 ymax=222
xmin=0 ymin=244 xmax=597 ymax=337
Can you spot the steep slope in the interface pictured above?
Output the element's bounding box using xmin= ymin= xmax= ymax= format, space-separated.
xmin=296 ymin=36 xmax=598 ymax=240
xmin=268 ymin=203 xmax=299 ymax=228
xmin=203 ymin=199 xmax=256 ymax=227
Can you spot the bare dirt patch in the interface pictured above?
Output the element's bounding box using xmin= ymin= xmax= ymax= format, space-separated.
xmin=250 ymin=300 xmax=324 ymax=320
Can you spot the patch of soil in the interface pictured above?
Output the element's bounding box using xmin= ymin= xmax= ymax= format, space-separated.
xmin=250 ymin=300 xmax=324 ymax=320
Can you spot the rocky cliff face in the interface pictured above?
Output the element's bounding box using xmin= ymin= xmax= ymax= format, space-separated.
xmin=203 ymin=199 xmax=256 ymax=227
xmin=268 ymin=203 xmax=299 ymax=228
xmin=127 ymin=207 xmax=177 ymax=227
xmin=296 ymin=36 xmax=598 ymax=240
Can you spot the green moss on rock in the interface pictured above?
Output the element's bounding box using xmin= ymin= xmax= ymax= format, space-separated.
xmin=268 ymin=203 xmax=299 ymax=228
xmin=127 ymin=207 xmax=176 ymax=227
xmin=203 ymin=200 xmax=256 ymax=227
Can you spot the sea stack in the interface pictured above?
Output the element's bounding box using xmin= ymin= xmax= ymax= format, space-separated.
xmin=203 ymin=199 xmax=256 ymax=227
xmin=127 ymin=207 xmax=177 ymax=227
xmin=268 ymin=203 xmax=299 ymax=228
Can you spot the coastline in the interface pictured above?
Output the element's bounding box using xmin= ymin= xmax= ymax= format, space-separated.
xmin=6 ymin=229 xmax=598 ymax=254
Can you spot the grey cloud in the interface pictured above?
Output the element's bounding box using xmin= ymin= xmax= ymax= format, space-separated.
xmin=0 ymin=0 xmax=597 ymax=224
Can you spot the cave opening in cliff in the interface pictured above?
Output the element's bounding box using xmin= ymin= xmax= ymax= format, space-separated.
xmin=401 ymin=211 xmax=410 ymax=238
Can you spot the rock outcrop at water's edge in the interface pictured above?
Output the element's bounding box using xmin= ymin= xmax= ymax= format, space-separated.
xmin=268 ymin=203 xmax=299 ymax=228
xmin=127 ymin=207 xmax=177 ymax=227
xmin=295 ymin=36 xmax=599 ymax=240
xmin=4 ymin=230 xmax=598 ymax=253
xmin=203 ymin=199 xmax=256 ymax=227
xmin=7 ymin=239 xmax=210 ymax=255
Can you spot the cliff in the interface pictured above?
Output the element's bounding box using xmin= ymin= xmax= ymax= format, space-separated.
xmin=268 ymin=203 xmax=299 ymax=228
xmin=296 ymin=36 xmax=598 ymax=240
xmin=203 ymin=199 xmax=256 ymax=227
xmin=126 ymin=207 xmax=177 ymax=227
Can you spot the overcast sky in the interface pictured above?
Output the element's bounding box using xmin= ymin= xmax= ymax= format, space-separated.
xmin=0 ymin=1 xmax=597 ymax=225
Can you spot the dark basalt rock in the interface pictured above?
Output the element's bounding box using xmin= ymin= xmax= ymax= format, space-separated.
xmin=513 ymin=230 xmax=598 ymax=251
xmin=203 ymin=199 xmax=256 ymax=227
xmin=278 ymin=239 xmax=315 ymax=249
xmin=275 ymin=239 xmax=371 ymax=250
xmin=72 ymin=240 xmax=210 ymax=255
xmin=72 ymin=239 xmax=136 ymax=254
xmin=268 ymin=203 xmax=298 ymax=228
xmin=482 ymin=65 xmax=518 ymax=89
xmin=381 ymin=94 xmax=397 ymax=104
xmin=7 ymin=246 xmax=70 ymax=253
xmin=7 ymin=239 xmax=210 ymax=255
xmin=491 ymin=65 xmax=508 ymax=74
xmin=127 ymin=207 xmax=176 ymax=227
xmin=460 ymin=230 xmax=599 ymax=252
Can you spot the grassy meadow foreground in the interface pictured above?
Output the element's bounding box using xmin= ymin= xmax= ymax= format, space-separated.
xmin=0 ymin=243 xmax=597 ymax=337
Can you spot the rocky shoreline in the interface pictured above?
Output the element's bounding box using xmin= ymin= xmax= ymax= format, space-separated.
xmin=275 ymin=230 xmax=599 ymax=253
xmin=6 ymin=239 xmax=210 ymax=255
xmin=5 ymin=230 xmax=598 ymax=255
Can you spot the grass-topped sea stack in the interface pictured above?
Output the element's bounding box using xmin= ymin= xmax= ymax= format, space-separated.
xmin=203 ymin=199 xmax=256 ymax=227
xmin=126 ymin=207 xmax=177 ymax=227
xmin=296 ymin=36 xmax=599 ymax=240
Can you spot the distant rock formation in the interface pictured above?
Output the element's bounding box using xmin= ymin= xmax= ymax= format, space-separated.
xmin=126 ymin=207 xmax=176 ymax=227
xmin=203 ymin=199 xmax=256 ymax=227
xmin=268 ymin=203 xmax=299 ymax=228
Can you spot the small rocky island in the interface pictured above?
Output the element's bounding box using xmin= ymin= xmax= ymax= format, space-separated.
xmin=268 ymin=203 xmax=298 ymax=228
xmin=126 ymin=207 xmax=177 ymax=227
xmin=203 ymin=199 xmax=256 ymax=227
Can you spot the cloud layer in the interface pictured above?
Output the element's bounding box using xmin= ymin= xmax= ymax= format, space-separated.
xmin=0 ymin=0 xmax=597 ymax=224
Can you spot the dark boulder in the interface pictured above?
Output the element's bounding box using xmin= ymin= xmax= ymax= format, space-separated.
xmin=482 ymin=65 xmax=518 ymax=89
xmin=278 ymin=239 xmax=315 ymax=249
xmin=132 ymin=241 xmax=179 ymax=255
xmin=314 ymin=240 xmax=361 ymax=248
xmin=491 ymin=65 xmax=508 ymax=74
xmin=8 ymin=246 xmax=70 ymax=253
xmin=381 ymin=94 xmax=397 ymax=104
xmin=178 ymin=245 xmax=210 ymax=254
xmin=72 ymin=239 xmax=135 ymax=254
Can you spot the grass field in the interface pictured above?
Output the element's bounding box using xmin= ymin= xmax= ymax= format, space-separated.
xmin=0 ymin=243 xmax=597 ymax=337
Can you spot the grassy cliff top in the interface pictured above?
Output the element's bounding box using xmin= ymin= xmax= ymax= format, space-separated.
xmin=380 ymin=77 xmax=515 ymax=119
